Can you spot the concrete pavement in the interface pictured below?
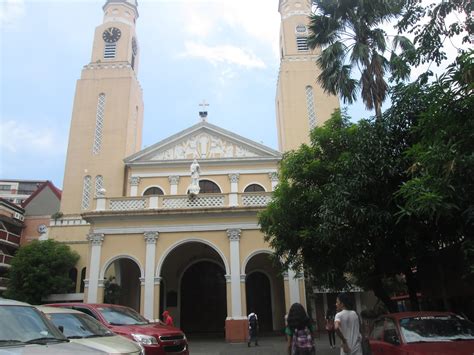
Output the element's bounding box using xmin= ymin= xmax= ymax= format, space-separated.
xmin=188 ymin=332 xmax=341 ymax=355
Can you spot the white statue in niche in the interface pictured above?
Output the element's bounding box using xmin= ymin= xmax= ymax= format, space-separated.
xmin=187 ymin=159 xmax=201 ymax=196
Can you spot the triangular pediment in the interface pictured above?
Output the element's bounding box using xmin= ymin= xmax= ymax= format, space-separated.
xmin=126 ymin=121 xmax=281 ymax=164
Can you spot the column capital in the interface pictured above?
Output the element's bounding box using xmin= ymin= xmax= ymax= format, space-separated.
xmin=98 ymin=279 xmax=104 ymax=288
xmin=269 ymin=171 xmax=279 ymax=182
xmin=228 ymin=173 xmax=240 ymax=183
xmin=144 ymin=231 xmax=159 ymax=244
xmin=227 ymin=228 xmax=241 ymax=242
xmin=129 ymin=176 xmax=140 ymax=186
xmin=139 ymin=277 xmax=145 ymax=286
xmin=154 ymin=277 xmax=162 ymax=285
xmin=84 ymin=279 xmax=89 ymax=287
xmin=225 ymin=274 xmax=231 ymax=282
xmin=87 ymin=233 xmax=104 ymax=246
xmin=240 ymin=274 xmax=246 ymax=282
xmin=168 ymin=175 xmax=180 ymax=184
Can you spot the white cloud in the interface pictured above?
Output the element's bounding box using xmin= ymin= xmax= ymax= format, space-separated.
xmin=181 ymin=41 xmax=266 ymax=69
xmin=0 ymin=0 xmax=26 ymax=28
xmin=0 ymin=119 xmax=64 ymax=154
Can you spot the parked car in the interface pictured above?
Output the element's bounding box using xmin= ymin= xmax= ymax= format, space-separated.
xmin=0 ymin=298 xmax=106 ymax=354
xmin=368 ymin=311 xmax=474 ymax=355
xmin=44 ymin=303 xmax=188 ymax=355
xmin=37 ymin=306 xmax=144 ymax=354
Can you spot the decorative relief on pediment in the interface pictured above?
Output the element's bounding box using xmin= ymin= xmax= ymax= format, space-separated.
xmin=151 ymin=133 xmax=258 ymax=160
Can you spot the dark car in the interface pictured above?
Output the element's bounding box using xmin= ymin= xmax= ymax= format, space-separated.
xmin=44 ymin=303 xmax=188 ymax=355
xmin=368 ymin=311 xmax=474 ymax=355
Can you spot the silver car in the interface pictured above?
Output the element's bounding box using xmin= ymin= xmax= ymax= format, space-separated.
xmin=0 ymin=298 xmax=105 ymax=354
xmin=37 ymin=306 xmax=143 ymax=354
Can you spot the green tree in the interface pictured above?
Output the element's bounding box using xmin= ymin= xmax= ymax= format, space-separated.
xmin=259 ymin=110 xmax=416 ymax=312
xmin=308 ymin=0 xmax=413 ymax=119
xmin=5 ymin=240 xmax=80 ymax=304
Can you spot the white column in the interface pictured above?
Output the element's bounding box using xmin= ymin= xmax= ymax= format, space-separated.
xmin=130 ymin=176 xmax=140 ymax=197
xmin=288 ymin=269 xmax=301 ymax=305
xmin=86 ymin=233 xmax=104 ymax=303
xmin=95 ymin=188 xmax=106 ymax=211
xmin=144 ymin=232 xmax=159 ymax=320
xmin=269 ymin=172 xmax=279 ymax=191
xmin=228 ymin=174 xmax=239 ymax=206
xmin=227 ymin=229 xmax=243 ymax=317
xmin=168 ymin=176 xmax=180 ymax=195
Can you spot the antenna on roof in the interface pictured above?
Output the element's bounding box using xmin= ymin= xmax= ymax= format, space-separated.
xmin=199 ymin=100 xmax=209 ymax=122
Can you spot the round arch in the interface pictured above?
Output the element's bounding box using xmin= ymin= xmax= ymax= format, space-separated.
xmin=100 ymin=254 xmax=144 ymax=280
xmin=241 ymin=249 xmax=273 ymax=275
xmin=141 ymin=185 xmax=166 ymax=196
xmin=156 ymin=238 xmax=230 ymax=277
xmin=243 ymin=182 xmax=267 ymax=192
xmin=199 ymin=179 xmax=223 ymax=193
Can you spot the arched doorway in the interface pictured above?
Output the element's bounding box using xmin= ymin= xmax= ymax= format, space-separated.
xmin=245 ymin=252 xmax=286 ymax=333
xmin=246 ymin=272 xmax=273 ymax=333
xmin=180 ymin=261 xmax=226 ymax=335
xmin=104 ymin=258 xmax=141 ymax=312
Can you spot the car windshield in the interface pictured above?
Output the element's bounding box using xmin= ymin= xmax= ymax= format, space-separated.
xmin=400 ymin=315 xmax=474 ymax=343
xmin=98 ymin=306 xmax=149 ymax=325
xmin=0 ymin=305 xmax=66 ymax=346
xmin=47 ymin=312 xmax=115 ymax=339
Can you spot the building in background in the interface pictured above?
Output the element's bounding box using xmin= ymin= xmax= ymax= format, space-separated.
xmin=0 ymin=180 xmax=47 ymax=206
xmin=0 ymin=198 xmax=24 ymax=294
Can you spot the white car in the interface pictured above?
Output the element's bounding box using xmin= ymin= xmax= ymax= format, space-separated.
xmin=37 ymin=306 xmax=144 ymax=355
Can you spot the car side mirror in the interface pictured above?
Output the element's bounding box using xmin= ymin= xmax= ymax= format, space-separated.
xmin=58 ymin=325 xmax=64 ymax=333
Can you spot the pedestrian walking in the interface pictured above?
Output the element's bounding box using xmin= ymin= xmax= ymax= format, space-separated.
xmin=334 ymin=293 xmax=362 ymax=355
xmin=285 ymin=302 xmax=315 ymax=355
xmin=326 ymin=306 xmax=336 ymax=349
xmin=247 ymin=311 xmax=259 ymax=347
xmin=162 ymin=310 xmax=174 ymax=327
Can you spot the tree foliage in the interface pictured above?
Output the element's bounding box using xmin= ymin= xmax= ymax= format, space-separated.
xmin=308 ymin=0 xmax=414 ymax=118
xmin=5 ymin=240 xmax=80 ymax=304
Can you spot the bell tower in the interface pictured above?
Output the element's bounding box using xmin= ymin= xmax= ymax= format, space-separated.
xmin=60 ymin=0 xmax=144 ymax=215
xmin=275 ymin=0 xmax=339 ymax=152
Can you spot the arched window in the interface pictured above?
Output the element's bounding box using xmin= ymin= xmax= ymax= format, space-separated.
xmin=244 ymin=184 xmax=265 ymax=192
xmin=93 ymin=94 xmax=105 ymax=155
xmin=81 ymin=175 xmax=92 ymax=210
xmin=80 ymin=267 xmax=87 ymax=293
xmin=143 ymin=187 xmax=164 ymax=196
xmin=305 ymin=86 xmax=317 ymax=129
xmin=69 ymin=268 xmax=78 ymax=293
xmin=199 ymin=180 xmax=221 ymax=193
xmin=95 ymin=175 xmax=104 ymax=196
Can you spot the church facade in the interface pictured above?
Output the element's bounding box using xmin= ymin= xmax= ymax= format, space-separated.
xmin=48 ymin=0 xmax=347 ymax=342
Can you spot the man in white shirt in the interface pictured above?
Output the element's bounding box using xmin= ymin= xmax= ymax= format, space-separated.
xmin=334 ymin=293 xmax=362 ymax=355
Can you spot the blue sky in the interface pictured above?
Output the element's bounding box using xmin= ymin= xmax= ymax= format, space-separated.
xmin=1 ymin=0 xmax=460 ymax=189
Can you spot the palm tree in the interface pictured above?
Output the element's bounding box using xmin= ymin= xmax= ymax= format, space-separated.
xmin=308 ymin=0 xmax=413 ymax=119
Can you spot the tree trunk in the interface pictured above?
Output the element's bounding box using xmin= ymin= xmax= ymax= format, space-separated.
xmin=370 ymin=277 xmax=398 ymax=313
xmin=374 ymin=101 xmax=383 ymax=120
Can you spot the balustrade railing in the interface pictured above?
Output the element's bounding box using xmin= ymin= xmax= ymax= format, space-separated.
xmin=0 ymin=253 xmax=13 ymax=266
xmin=0 ymin=230 xmax=20 ymax=246
xmin=95 ymin=192 xmax=272 ymax=212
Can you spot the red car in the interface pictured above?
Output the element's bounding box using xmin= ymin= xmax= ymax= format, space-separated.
xmin=368 ymin=311 xmax=474 ymax=355
xmin=44 ymin=303 xmax=188 ymax=355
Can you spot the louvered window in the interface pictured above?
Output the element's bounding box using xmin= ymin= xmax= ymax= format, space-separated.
xmin=93 ymin=94 xmax=105 ymax=155
xmin=296 ymin=37 xmax=309 ymax=51
xmin=306 ymin=86 xmax=317 ymax=129
xmin=104 ymin=43 xmax=116 ymax=59
xmin=82 ymin=175 xmax=92 ymax=210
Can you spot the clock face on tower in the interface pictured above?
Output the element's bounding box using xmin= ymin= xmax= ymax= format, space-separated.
xmin=102 ymin=27 xmax=122 ymax=43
